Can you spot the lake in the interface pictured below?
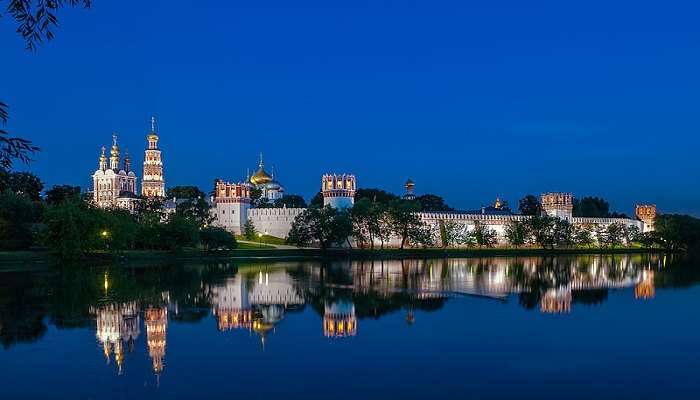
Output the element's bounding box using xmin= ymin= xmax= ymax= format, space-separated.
xmin=1 ymin=253 xmax=700 ymax=399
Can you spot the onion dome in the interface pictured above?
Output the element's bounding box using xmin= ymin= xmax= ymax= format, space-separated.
xmin=110 ymin=134 xmax=120 ymax=156
xmin=250 ymin=153 xmax=273 ymax=185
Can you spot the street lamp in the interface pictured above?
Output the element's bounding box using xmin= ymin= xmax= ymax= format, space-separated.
xmin=258 ymin=232 xmax=263 ymax=248
xmin=101 ymin=230 xmax=109 ymax=251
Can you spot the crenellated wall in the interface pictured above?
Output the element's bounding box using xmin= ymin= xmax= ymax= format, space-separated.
xmin=247 ymin=208 xmax=306 ymax=239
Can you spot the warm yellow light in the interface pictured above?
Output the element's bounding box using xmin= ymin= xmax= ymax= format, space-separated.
xmin=101 ymin=230 xmax=108 ymax=237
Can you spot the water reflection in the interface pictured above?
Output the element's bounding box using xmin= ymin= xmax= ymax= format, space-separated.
xmin=1 ymin=253 xmax=698 ymax=381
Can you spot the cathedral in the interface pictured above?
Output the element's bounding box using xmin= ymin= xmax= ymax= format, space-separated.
xmin=249 ymin=153 xmax=284 ymax=201
xmin=91 ymin=117 xmax=166 ymax=211
xmin=92 ymin=134 xmax=139 ymax=211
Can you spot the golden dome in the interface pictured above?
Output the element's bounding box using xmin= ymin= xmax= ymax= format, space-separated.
xmin=250 ymin=167 xmax=272 ymax=185
xmin=147 ymin=132 xmax=158 ymax=141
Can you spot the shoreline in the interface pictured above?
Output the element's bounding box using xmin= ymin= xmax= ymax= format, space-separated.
xmin=0 ymin=247 xmax=674 ymax=268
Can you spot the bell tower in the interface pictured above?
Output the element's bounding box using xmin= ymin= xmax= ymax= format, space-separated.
xmin=141 ymin=116 xmax=166 ymax=198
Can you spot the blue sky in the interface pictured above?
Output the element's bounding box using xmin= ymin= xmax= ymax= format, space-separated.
xmin=2 ymin=0 xmax=699 ymax=215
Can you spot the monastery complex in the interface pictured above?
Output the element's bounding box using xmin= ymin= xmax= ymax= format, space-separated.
xmin=90 ymin=119 xmax=657 ymax=247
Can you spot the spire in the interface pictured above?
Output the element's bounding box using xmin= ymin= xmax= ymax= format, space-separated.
xmin=109 ymin=133 xmax=120 ymax=170
xmin=151 ymin=115 xmax=157 ymax=133
xmin=271 ymin=166 xmax=275 ymax=179
xmin=124 ymin=148 xmax=131 ymax=172
xmin=259 ymin=152 xmax=264 ymax=168
xmin=99 ymin=146 xmax=107 ymax=171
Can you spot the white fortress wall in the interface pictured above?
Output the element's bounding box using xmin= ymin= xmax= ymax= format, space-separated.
xmin=248 ymin=207 xmax=306 ymax=238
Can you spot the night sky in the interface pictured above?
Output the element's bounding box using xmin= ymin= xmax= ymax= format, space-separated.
xmin=2 ymin=0 xmax=699 ymax=216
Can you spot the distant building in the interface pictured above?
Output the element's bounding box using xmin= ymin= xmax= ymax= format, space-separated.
xmin=141 ymin=116 xmax=166 ymax=198
xmin=541 ymin=192 xmax=574 ymax=220
xmin=403 ymin=178 xmax=416 ymax=200
xmin=635 ymin=204 xmax=657 ymax=232
xmin=322 ymin=173 xmax=356 ymax=209
xmin=92 ymin=134 xmax=139 ymax=212
xmin=249 ymin=153 xmax=285 ymax=201
xmin=212 ymin=180 xmax=252 ymax=234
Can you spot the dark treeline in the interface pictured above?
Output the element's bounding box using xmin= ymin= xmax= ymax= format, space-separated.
xmin=0 ymin=171 xmax=236 ymax=259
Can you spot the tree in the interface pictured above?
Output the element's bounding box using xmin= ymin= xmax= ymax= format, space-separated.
xmin=526 ymin=215 xmax=557 ymax=249
xmin=355 ymin=188 xmax=400 ymax=205
xmin=287 ymin=206 xmax=352 ymax=249
xmin=43 ymin=198 xmax=101 ymax=260
xmin=134 ymin=196 xmax=165 ymax=221
xmin=504 ymin=221 xmax=529 ymax=247
xmin=45 ymin=185 xmax=81 ymax=205
xmin=243 ymin=219 xmax=257 ymax=240
xmin=99 ymin=208 xmax=138 ymax=252
xmin=0 ymin=190 xmax=42 ymax=250
xmin=440 ymin=220 xmax=469 ymax=248
xmin=655 ymin=214 xmax=700 ymax=250
xmin=167 ymin=186 xmax=205 ymax=200
xmin=572 ymin=225 xmax=595 ymax=248
xmin=604 ymin=223 xmax=625 ymax=248
xmin=387 ymin=200 xmax=424 ymax=249
xmin=408 ymin=224 xmax=435 ymax=248
xmin=351 ymin=198 xmax=372 ymax=248
xmin=622 ymin=225 xmax=640 ymax=246
xmin=200 ymin=227 xmax=237 ymax=250
xmin=273 ymin=194 xmax=307 ymax=208
xmin=573 ymin=196 xmax=610 ymax=218
xmin=0 ymin=171 xmax=43 ymax=201
xmin=518 ymin=195 xmax=540 ymax=216
xmin=160 ymin=215 xmax=199 ymax=251
xmin=416 ymin=194 xmax=454 ymax=212
xmin=309 ymin=191 xmax=324 ymax=207
xmin=472 ymin=221 xmax=497 ymax=248
xmin=176 ymin=196 xmax=214 ymax=228
xmin=1 ymin=1 xmax=91 ymax=172
xmin=552 ymin=218 xmax=573 ymax=247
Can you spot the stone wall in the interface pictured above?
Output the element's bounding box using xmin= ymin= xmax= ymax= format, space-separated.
xmin=247 ymin=207 xmax=306 ymax=238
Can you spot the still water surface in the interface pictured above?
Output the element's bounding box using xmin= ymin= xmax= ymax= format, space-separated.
xmin=1 ymin=253 xmax=700 ymax=399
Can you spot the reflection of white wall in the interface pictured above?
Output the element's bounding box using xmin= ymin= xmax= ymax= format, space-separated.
xmin=249 ymin=271 xmax=304 ymax=306
xmin=210 ymin=276 xmax=249 ymax=311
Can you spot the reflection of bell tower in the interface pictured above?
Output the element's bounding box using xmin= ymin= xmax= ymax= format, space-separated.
xmin=635 ymin=270 xmax=655 ymax=300
xmin=145 ymin=306 xmax=168 ymax=376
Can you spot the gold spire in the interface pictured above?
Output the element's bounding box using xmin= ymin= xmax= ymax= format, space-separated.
xmin=111 ymin=133 xmax=119 ymax=156
xmin=495 ymin=196 xmax=502 ymax=209
xmin=148 ymin=115 xmax=159 ymax=142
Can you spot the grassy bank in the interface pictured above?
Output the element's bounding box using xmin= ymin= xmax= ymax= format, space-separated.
xmin=0 ymin=246 xmax=673 ymax=268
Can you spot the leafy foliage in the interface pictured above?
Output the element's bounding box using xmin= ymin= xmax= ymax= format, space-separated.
xmin=355 ymin=188 xmax=400 ymax=205
xmin=655 ymin=214 xmax=700 ymax=250
xmin=0 ymin=189 xmax=43 ymax=250
xmin=200 ymin=226 xmax=237 ymax=250
xmin=45 ymin=185 xmax=81 ymax=205
xmin=0 ymin=171 xmax=43 ymax=200
xmin=518 ymin=195 xmax=540 ymax=216
xmin=273 ymin=194 xmax=307 ymax=208
xmin=504 ymin=221 xmax=528 ymax=247
xmin=287 ymin=206 xmax=353 ymax=249
xmin=416 ymin=194 xmax=454 ymax=212
xmin=573 ymin=196 xmax=610 ymax=218
xmin=243 ymin=219 xmax=257 ymax=240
